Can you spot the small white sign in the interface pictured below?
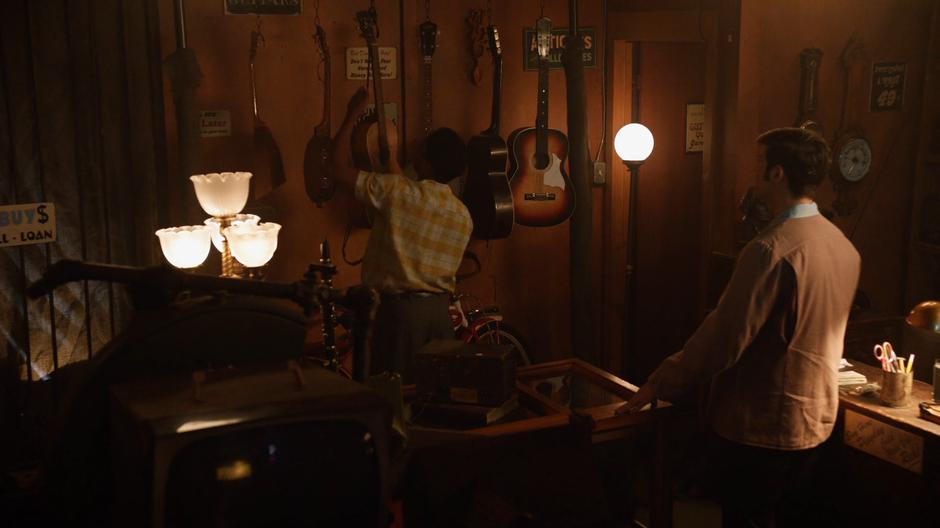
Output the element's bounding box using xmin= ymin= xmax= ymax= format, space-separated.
xmin=843 ymin=409 xmax=923 ymax=474
xmin=200 ymin=110 xmax=231 ymax=137
xmin=0 ymin=202 xmax=56 ymax=248
xmin=346 ymin=47 xmax=397 ymax=80
xmin=686 ymin=103 xmax=705 ymax=153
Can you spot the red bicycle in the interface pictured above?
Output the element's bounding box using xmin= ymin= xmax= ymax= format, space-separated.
xmin=451 ymin=252 xmax=530 ymax=366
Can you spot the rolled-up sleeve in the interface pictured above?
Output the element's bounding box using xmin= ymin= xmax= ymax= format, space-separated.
xmin=355 ymin=170 xmax=403 ymax=210
xmin=648 ymin=240 xmax=783 ymax=401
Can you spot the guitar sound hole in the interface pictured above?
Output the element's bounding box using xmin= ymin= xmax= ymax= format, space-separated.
xmin=531 ymin=152 xmax=550 ymax=171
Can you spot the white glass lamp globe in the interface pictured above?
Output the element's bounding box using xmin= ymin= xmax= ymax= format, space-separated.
xmin=614 ymin=123 xmax=654 ymax=163
xmin=224 ymin=222 xmax=281 ymax=268
xmin=204 ymin=214 xmax=260 ymax=252
xmin=189 ymin=172 xmax=252 ymax=217
xmin=155 ymin=226 xmax=211 ymax=269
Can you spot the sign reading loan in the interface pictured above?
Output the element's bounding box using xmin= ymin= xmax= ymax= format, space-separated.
xmin=870 ymin=62 xmax=905 ymax=112
xmin=224 ymin=0 xmax=302 ymax=15
xmin=523 ymin=28 xmax=596 ymax=70
xmin=0 ymin=202 xmax=56 ymax=248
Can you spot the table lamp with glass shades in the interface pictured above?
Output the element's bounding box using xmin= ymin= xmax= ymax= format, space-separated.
xmin=154 ymin=171 xmax=281 ymax=279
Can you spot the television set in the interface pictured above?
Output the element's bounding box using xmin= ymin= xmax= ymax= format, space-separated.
xmin=109 ymin=362 xmax=394 ymax=527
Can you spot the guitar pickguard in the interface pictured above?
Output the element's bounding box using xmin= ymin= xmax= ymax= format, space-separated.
xmin=542 ymin=153 xmax=566 ymax=189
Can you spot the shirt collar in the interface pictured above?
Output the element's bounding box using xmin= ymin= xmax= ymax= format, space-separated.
xmin=775 ymin=202 xmax=819 ymax=222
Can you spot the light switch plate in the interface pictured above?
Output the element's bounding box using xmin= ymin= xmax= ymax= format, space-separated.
xmin=592 ymin=161 xmax=606 ymax=185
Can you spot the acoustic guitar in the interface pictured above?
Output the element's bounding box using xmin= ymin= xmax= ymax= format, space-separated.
xmin=349 ymin=7 xmax=399 ymax=228
xmin=463 ymin=25 xmax=514 ymax=239
xmin=303 ymin=23 xmax=336 ymax=206
xmin=507 ymin=17 xmax=574 ymax=227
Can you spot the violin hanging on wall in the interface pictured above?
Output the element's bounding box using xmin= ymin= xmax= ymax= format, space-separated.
xmin=463 ymin=25 xmax=513 ymax=239
xmin=507 ymin=17 xmax=575 ymax=227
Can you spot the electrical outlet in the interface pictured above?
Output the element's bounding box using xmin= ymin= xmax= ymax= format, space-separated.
xmin=592 ymin=161 xmax=606 ymax=185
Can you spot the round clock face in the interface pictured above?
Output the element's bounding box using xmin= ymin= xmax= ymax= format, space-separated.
xmin=837 ymin=137 xmax=872 ymax=183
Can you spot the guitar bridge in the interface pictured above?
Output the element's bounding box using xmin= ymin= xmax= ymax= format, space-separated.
xmin=523 ymin=192 xmax=556 ymax=201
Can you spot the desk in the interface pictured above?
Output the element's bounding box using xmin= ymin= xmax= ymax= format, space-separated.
xmin=832 ymin=361 xmax=940 ymax=526
xmin=401 ymin=359 xmax=676 ymax=528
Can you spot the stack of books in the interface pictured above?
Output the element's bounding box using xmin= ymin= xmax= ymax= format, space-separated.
xmin=837 ymin=370 xmax=867 ymax=386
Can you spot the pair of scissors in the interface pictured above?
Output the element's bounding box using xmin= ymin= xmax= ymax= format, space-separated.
xmin=873 ymin=341 xmax=897 ymax=372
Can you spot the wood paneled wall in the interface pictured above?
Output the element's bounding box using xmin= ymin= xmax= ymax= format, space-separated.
xmin=0 ymin=0 xmax=166 ymax=390
xmin=158 ymin=0 xmax=608 ymax=366
xmin=732 ymin=0 xmax=934 ymax=314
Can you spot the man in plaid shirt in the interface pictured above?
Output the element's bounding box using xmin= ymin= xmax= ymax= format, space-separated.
xmin=334 ymin=87 xmax=472 ymax=382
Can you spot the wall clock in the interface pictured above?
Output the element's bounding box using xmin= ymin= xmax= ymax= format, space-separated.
xmin=836 ymin=137 xmax=872 ymax=182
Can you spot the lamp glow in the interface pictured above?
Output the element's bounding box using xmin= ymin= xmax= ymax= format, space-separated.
xmin=205 ymin=214 xmax=260 ymax=252
xmin=224 ymin=222 xmax=281 ymax=268
xmin=614 ymin=123 xmax=655 ymax=163
xmin=155 ymin=226 xmax=211 ymax=269
xmin=190 ymin=172 xmax=252 ymax=217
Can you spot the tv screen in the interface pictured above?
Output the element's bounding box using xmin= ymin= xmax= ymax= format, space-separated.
xmin=109 ymin=363 xmax=393 ymax=527
xmin=165 ymin=420 xmax=381 ymax=527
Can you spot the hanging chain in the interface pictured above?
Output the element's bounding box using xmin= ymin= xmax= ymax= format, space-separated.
xmin=313 ymin=0 xmax=321 ymax=28
xmin=485 ymin=0 xmax=492 ymax=25
xmin=540 ymin=0 xmax=545 ymax=17
xmin=424 ymin=0 xmax=431 ymax=21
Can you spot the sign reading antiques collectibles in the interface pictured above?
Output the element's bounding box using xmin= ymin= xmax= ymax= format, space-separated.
xmin=224 ymin=0 xmax=302 ymax=15
xmin=523 ymin=28 xmax=596 ymax=70
xmin=0 ymin=202 xmax=56 ymax=248
xmin=346 ymin=47 xmax=398 ymax=80
xmin=870 ymin=62 xmax=905 ymax=112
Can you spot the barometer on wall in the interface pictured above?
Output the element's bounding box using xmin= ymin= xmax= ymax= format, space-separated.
xmin=836 ymin=136 xmax=872 ymax=183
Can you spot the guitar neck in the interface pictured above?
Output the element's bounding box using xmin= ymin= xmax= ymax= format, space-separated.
xmin=535 ymin=58 xmax=549 ymax=160
xmin=368 ymin=41 xmax=390 ymax=167
xmin=315 ymin=55 xmax=331 ymax=137
xmin=423 ymin=59 xmax=432 ymax=137
xmin=484 ymin=55 xmax=502 ymax=136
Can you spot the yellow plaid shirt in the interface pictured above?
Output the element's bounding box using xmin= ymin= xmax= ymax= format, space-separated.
xmin=355 ymin=171 xmax=472 ymax=294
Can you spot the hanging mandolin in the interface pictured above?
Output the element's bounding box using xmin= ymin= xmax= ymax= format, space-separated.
xmin=507 ymin=17 xmax=575 ymax=227
xmin=303 ymin=22 xmax=336 ymax=206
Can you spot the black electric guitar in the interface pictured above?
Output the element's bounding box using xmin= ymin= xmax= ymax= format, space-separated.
xmin=507 ymin=17 xmax=574 ymax=227
xmin=303 ymin=23 xmax=335 ymax=206
xmin=419 ymin=19 xmax=437 ymax=138
xmin=463 ymin=25 xmax=513 ymax=239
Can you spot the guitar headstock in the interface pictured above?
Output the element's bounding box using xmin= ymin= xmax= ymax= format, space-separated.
xmin=487 ymin=25 xmax=502 ymax=60
xmin=536 ymin=17 xmax=552 ymax=59
xmin=419 ymin=20 xmax=438 ymax=59
xmin=356 ymin=8 xmax=379 ymax=44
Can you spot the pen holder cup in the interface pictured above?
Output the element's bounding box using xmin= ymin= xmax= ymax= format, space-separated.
xmin=880 ymin=370 xmax=913 ymax=407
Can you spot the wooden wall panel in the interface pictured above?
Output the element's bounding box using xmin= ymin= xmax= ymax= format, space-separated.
xmin=158 ymin=0 xmax=607 ymax=365
xmin=735 ymin=0 xmax=934 ymax=314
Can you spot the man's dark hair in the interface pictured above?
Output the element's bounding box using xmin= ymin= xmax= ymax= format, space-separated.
xmin=423 ymin=128 xmax=467 ymax=184
xmin=757 ymin=127 xmax=830 ymax=197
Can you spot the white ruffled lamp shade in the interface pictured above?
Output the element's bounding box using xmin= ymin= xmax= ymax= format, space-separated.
xmin=155 ymin=226 xmax=211 ymax=269
xmin=204 ymin=214 xmax=260 ymax=252
xmin=614 ymin=123 xmax=655 ymax=163
xmin=190 ymin=172 xmax=252 ymax=217
xmin=224 ymin=222 xmax=281 ymax=268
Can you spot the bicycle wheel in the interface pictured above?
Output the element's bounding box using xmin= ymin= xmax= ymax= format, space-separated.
xmin=473 ymin=321 xmax=531 ymax=366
